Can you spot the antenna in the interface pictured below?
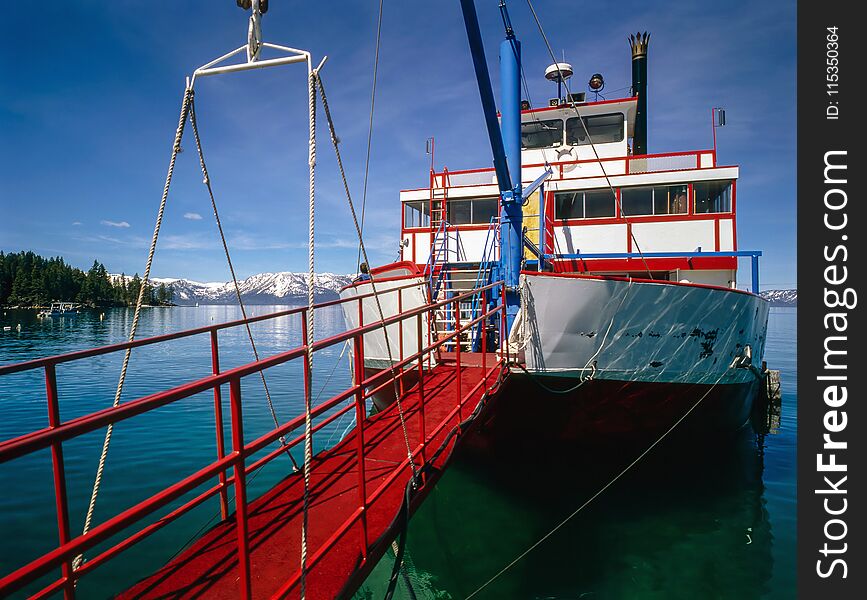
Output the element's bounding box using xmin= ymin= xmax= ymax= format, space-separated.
xmin=544 ymin=62 xmax=573 ymax=102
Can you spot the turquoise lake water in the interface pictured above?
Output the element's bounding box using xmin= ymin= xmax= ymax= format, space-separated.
xmin=0 ymin=306 xmax=796 ymax=598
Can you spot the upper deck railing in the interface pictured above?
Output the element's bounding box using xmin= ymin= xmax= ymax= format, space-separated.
xmin=421 ymin=149 xmax=719 ymax=192
xmin=0 ymin=280 xmax=508 ymax=599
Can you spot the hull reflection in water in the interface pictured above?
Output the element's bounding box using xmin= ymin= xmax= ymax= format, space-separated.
xmin=355 ymin=426 xmax=774 ymax=599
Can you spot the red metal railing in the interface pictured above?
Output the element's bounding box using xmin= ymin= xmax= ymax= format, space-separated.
xmin=0 ymin=279 xmax=507 ymax=599
xmin=414 ymin=149 xmax=719 ymax=193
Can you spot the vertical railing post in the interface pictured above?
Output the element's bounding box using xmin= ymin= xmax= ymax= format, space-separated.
xmin=751 ymin=253 xmax=760 ymax=294
xmin=454 ymin=296 xmax=462 ymax=422
xmin=210 ymin=330 xmax=229 ymax=520
xmin=353 ymin=332 xmax=369 ymax=558
xmin=482 ymin=302 xmax=488 ymax=386
xmin=229 ymin=377 xmax=251 ymax=600
xmin=45 ymin=364 xmax=75 ymax=600
xmin=397 ymin=288 xmax=404 ymax=395
xmin=417 ymin=312 xmax=426 ymax=467
xmin=500 ymin=281 xmax=508 ymax=365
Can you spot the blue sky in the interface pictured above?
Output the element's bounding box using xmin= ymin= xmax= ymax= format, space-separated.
xmin=0 ymin=1 xmax=795 ymax=289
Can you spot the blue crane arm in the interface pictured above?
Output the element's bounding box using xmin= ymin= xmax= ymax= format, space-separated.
xmin=457 ymin=0 xmax=513 ymax=194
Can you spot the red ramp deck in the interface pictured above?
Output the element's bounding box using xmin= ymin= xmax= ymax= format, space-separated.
xmin=122 ymin=359 xmax=504 ymax=599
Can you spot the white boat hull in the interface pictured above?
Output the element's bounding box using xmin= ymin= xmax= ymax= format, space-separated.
xmin=519 ymin=272 xmax=769 ymax=387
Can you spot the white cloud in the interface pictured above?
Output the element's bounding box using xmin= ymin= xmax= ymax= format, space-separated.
xmin=71 ymin=221 xmax=82 ymax=226
xmin=184 ymin=212 xmax=203 ymax=220
xmin=101 ymin=219 xmax=130 ymax=228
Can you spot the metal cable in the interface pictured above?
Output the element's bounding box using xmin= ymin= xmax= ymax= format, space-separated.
xmin=524 ymin=0 xmax=653 ymax=279
xmin=356 ymin=0 xmax=385 ymax=272
xmin=73 ymin=86 xmax=194 ymax=571
xmin=187 ymin=94 xmax=300 ymax=471
xmin=315 ymin=74 xmax=419 ymax=480
xmin=465 ymin=363 xmax=736 ymax=599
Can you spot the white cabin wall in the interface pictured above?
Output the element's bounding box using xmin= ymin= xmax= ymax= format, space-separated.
xmin=718 ymin=218 xmax=735 ymax=251
xmin=631 ymin=220 xmax=715 ymax=252
xmin=554 ymin=224 xmax=629 ymax=254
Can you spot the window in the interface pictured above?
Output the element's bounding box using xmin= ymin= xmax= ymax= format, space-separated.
xmin=693 ymin=180 xmax=732 ymax=213
xmin=521 ymin=119 xmax=564 ymax=149
xmin=621 ymin=187 xmax=653 ymax=216
xmin=554 ymin=190 xmax=616 ymax=220
xmin=403 ymin=201 xmax=430 ymax=228
xmin=621 ymin=184 xmax=689 ymax=216
xmin=565 ymin=113 xmax=624 ymax=146
xmin=585 ymin=190 xmax=616 ymax=218
xmin=473 ymin=198 xmax=499 ymax=224
xmin=653 ymin=185 xmax=688 ymax=215
xmin=446 ymin=197 xmax=499 ymax=225
xmin=447 ymin=200 xmax=472 ymax=225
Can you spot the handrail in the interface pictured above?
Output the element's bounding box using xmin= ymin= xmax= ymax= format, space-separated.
xmin=432 ymin=149 xmax=716 ymax=180
xmin=0 ymin=279 xmax=507 ymax=598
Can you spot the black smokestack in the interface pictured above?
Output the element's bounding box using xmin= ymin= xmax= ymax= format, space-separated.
xmin=629 ymin=32 xmax=650 ymax=155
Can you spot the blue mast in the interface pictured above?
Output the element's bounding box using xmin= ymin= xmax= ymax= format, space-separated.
xmin=458 ymin=0 xmax=523 ymax=332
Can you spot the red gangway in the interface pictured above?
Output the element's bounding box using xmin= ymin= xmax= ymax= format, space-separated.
xmin=0 ymin=280 xmax=510 ymax=599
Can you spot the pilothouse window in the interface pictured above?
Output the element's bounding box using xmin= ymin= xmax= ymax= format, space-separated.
xmin=693 ymin=180 xmax=732 ymax=213
xmin=446 ymin=197 xmax=500 ymax=225
xmin=521 ymin=119 xmax=564 ymax=149
xmin=565 ymin=113 xmax=624 ymax=145
xmin=554 ymin=190 xmax=616 ymax=220
xmin=403 ymin=201 xmax=430 ymax=228
xmin=621 ymin=185 xmax=688 ymax=216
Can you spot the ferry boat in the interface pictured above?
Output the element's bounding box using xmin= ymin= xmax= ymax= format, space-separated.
xmin=341 ymin=25 xmax=769 ymax=442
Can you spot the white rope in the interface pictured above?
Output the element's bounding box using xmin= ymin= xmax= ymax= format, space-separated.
xmin=73 ymin=86 xmax=194 ymax=571
xmin=300 ymin=65 xmax=317 ymax=600
xmin=464 ymin=363 xmax=736 ymax=599
xmin=187 ymin=93 xmax=300 ymax=471
xmin=315 ymin=74 xmax=418 ymax=479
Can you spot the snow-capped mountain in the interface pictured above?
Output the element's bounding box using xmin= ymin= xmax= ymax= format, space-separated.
xmin=760 ymin=289 xmax=797 ymax=307
xmin=130 ymin=272 xmax=353 ymax=305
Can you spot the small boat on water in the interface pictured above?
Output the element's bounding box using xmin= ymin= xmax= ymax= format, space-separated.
xmin=341 ymin=21 xmax=769 ymax=444
xmin=37 ymin=302 xmax=80 ymax=318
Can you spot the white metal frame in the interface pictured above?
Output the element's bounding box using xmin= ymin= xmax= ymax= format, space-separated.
xmin=185 ymin=0 xmax=326 ymax=90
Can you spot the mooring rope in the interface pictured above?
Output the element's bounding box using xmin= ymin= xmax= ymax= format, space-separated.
xmin=73 ymin=86 xmax=194 ymax=571
xmin=187 ymin=93 xmax=300 ymax=471
xmin=464 ymin=364 xmax=736 ymax=599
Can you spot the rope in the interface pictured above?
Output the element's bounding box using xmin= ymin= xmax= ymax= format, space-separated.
xmin=524 ymin=0 xmax=653 ymax=279
xmin=464 ymin=364 xmax=736 ymax=599
xmin=315 ymin=73 xmax=418 ymax=480
xmin=187 ymin=93 xmax=300 ymax=471
xmin=300 ymin=66 xmax=317 ymax=600
xmin=356 ymin=0 xmax=385 ymax=272
xmin=73 ymin=86 xmax=194 ymax=571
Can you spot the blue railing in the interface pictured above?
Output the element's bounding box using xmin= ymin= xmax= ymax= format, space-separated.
xmin=469 ymin=217 xmax=499 ymax=350
xmin=531 ymin=250 xmax=763 ymax=294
